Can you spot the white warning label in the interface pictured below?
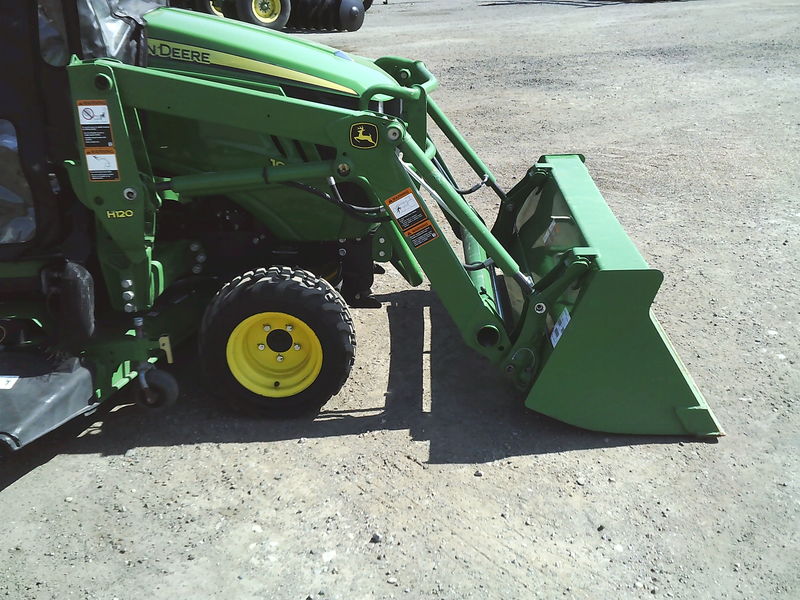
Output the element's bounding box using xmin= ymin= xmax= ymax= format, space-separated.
xmin=78 ymin=102 xmax=110 ymax=125
xmin=549 ymin=307 xmax=571 ymax=348
xmin=386 ymin=189 xmax=428 ymax=231
xmin=85 ymin=150 xmax=120 ymax=181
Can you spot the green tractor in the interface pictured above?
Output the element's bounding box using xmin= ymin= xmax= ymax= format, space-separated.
xmin=0 ymin=0 xmax=722 ymax=453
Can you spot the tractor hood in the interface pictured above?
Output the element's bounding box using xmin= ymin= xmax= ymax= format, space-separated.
xmin=143 ymin=8 xmax=395 ymax=100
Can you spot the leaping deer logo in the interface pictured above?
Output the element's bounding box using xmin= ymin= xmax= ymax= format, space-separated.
xmin=350 ymin=123 xmax=378 ymax=149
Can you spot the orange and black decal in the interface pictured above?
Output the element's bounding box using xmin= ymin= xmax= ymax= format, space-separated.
xmin=385 ymin=188 xmax=438 ymax=249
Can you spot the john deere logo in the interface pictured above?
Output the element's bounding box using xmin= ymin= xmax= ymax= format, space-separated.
xmin=350 ymin=123 xmax=378 ymax=149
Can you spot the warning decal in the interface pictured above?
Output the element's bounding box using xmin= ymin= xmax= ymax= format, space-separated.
xmin=385 ymin=188 xmax=438 ymax=249
xmin=406 ymin=220 xmax=438 ymax=248
xmin=77 ymin=100 xmax=119 ymax=181
xmin=386 ymin=189 xmax=427 ymax=231
xmin=549 ymin=307 xmax=571 ymax=348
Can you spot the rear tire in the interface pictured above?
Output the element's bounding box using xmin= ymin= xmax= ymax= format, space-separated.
xmin=235 ymin=0 xmax=292 ymax=29
xmin=199 ymin=266 xmax=355 ymax=417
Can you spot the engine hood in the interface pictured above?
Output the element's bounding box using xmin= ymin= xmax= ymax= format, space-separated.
xmin=143 ymin=8 xmax=395 ymax=99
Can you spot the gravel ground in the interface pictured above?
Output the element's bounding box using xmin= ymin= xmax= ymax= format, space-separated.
xmin=2 ymin=1 xmax=799 ymax=598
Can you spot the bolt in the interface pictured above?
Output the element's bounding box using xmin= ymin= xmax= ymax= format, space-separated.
xmin=189 ymin=242 xmax=201 ymax=252
xmin=257 ymin=344 xmax=266 ymax=351
xmin=196 ymin=253 xmax=207 ymax=263
xmin=132 ymin=317 xmax=144 ymax=327
xmin=293 ymin=344 xmax=301 ymax=351
xmin=337 ymin=163 xmax=351 ymax=176
xmin=338 ymin=248 xmax=347 ymax=256
xmin=123 ymin=303 xmax=135 ymax=313
xmin=534 ymin=302 xmax=546 ymax=314
xmin=122 ymin=290 xmax=135 ymax=301
xmin=263 ymin=325 xmax=271 ymax=332
xmin=121 ymin=279 xmax=133 ymax=289
xmin=276 ymin=355 xmax=285 ymax=362
xmin=378 ymin=251 xmax=386 ymax=257
xmin=378 ymin=237 xmax=385 ymax=244
xmin=191 ymin=264 xmax=203 ymax=274
xmin=123 ymin=187 xmax=137 ymax=201
xmin=285 ymin=325 xmax=293 ymax=332
xmin=387 ymin=126 xmax=402 ymax=142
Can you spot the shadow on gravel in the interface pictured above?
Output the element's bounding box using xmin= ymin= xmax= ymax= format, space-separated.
xmin=0 ymin=290 xmax=711 ymax=489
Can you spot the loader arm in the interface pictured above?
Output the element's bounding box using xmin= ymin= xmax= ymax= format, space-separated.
xmin=62 ymin=44 xmax=721 ymax=436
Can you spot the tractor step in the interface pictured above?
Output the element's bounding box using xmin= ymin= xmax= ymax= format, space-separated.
xmin=0 ymin=353 xmax=96 ymax=451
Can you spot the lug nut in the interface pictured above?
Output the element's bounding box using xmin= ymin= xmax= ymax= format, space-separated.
xmin=263 ymin=325 xmax=271 ymax=332
xmin=122 ymin=290 xmax=135 ymax=301
xmin=285 ymin=325 xmax=293 ymax=332
xmin=293 ymin=344 xmax=301 ymax=351
xmin=121 ymin=279 xmax=133 ymax=289
xmin=257 ymin=344 xmax=266 ymax=351
xmin=276 ymin=355 xmax=284 ymax=362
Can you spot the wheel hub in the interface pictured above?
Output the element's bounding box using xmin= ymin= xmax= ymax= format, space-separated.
xmin=226 ymin=311 xmax=322 ymax=398
xmin=253 ymin=0 xmax=281 ymax=22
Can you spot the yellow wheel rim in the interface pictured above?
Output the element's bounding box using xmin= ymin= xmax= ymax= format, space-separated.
xmin=252 ymin=0 xmax=281 ymax=23
xmin=226 ymin=311 xmax=323 ymax=398
xmin=209 ymin=0 xmax=225 ymax=17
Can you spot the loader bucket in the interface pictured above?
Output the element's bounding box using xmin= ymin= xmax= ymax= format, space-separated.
xmin=493 ymin=155 xmax=723 ymax=436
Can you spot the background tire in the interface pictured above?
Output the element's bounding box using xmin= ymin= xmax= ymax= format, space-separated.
xmin=235 ymin=0 xmax=292 ymax=29
xmin=200 ymin=266 xmax=355 ymax=417
xmin=194 ymin=0 xmax=228 ymax=17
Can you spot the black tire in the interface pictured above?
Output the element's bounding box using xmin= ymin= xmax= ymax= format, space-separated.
xmin=138 ymin=369 xmax=180 ymax=409
xmin=199 ymin=266 xmax=355 ymax=417
xmin=235 ymin=0 xmax=292 ymax=29
xmin=338 ymin=0 xmax=365 ymax=31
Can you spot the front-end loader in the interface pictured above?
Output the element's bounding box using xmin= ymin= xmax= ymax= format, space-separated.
xmin=0 ymin=0 xmax=722 ymax=453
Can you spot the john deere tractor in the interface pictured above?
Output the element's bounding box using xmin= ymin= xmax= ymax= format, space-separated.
xmin=181 ymin=0 xmax=372 ymax=32
xmin=0 ymin=0 xmax=722 ymax=452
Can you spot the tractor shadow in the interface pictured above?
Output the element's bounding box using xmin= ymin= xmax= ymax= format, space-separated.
xmin=0 ymin=289 xmax=710 ymax=490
